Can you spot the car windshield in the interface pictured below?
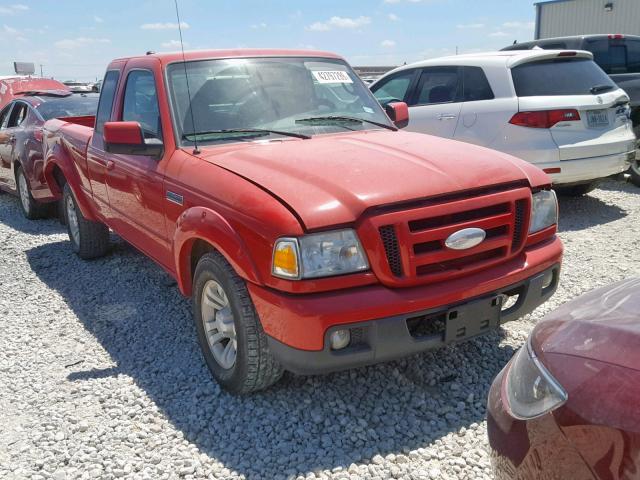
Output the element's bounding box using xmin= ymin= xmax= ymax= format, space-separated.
xmin=167 ymin=57 xmax=393 ymax=145
xmin=511 ymin=58 xmax=617 ymax=97
xmin=36 ymin=94 xmax=99 ymax=120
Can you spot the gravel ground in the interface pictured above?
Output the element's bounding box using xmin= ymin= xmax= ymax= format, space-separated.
xmin=0 ymin=179 xmax=639 ymax=480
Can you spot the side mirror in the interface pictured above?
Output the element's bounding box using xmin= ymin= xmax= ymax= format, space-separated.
xmin=103 ymin=121 xmax=163 ymax=157
xmin=385 ymin=102 xmax=409 ymax=129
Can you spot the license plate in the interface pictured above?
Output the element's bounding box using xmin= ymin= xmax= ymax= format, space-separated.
xmin=444 ymin=295 xmax=501 ymax=343
xmin=587 ymin=110 xmax=610 ymax=127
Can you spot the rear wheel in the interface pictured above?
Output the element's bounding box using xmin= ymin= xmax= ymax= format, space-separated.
xmin=193 ymin=252 xmax=283 ymax=394
xmin=63 ymin=183 xmax=109 ymax=259
xmin=555 ymin=182 xmax=598 ymax=197
xmin=16 ymin=166 xmax=48 ymax=220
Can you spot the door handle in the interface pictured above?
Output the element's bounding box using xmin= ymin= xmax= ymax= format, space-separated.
xmin=437 ymin=114 xmax=457 ymax=120
xmin=105 ymin=160 xmax=115 ymax=171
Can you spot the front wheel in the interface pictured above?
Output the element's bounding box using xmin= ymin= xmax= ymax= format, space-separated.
xmin=63 ymin=184 xmax=109 ymax=259
xmin=16 ymin=166 xmax=48 ymax=220
xmin=193 ymin=252 xmax=283 ymax=394
xmin=629 ymin=156 xmax=640 ymax=187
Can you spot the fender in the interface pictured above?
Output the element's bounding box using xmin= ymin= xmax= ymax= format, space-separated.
xmin=173 ymin=206 xmax=262 ymax=296
xmin=43 ymin=142 xmax=98 ymax=222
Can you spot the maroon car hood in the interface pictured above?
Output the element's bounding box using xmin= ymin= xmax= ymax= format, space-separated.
xmin=533 ymin=278 xmax=640 ymax=372
xmin=195 ymin=130 xmax=548 ymax=229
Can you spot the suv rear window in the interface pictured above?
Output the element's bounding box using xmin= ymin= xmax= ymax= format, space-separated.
xmin=511 ymin=58 xmax=616 ymax=97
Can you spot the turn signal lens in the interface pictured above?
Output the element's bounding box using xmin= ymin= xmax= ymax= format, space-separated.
xmin=510 ymin=109 xmax=580 ymax=128
xmin=272 ymin=239 xmax=300 ymax=279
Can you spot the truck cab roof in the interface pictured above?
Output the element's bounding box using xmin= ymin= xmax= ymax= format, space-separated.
xmin=111 ymin=48 xmax=343 ymax=67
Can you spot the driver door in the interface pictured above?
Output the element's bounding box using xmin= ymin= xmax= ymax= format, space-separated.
xmin=105 ymin=67 xmax=171 ymax=267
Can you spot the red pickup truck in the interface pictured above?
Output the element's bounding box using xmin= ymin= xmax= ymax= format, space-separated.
xmin=42 ymin=49 xmax=562 ymax=394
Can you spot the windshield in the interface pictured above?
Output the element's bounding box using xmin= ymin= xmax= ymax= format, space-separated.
xmin=511 ymin=58 xmax=616 ymax=97
xmin=36 ymin=94 xmax=99 ymax=120
xmin=167 ymin=57 xmax=393 ymax=145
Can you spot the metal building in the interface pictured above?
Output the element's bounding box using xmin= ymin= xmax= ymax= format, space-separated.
xmin=535 ymin=0 xmax=640 ymax=39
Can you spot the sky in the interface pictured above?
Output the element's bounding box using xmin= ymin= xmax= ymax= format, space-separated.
xmin=0 ymin=0 xmax=537 ymax=81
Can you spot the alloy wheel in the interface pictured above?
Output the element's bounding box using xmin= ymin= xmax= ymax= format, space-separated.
xmin=65 ymin=195 xmax=80 ymax=247
xmin=201 ymin=280 xmax=237 ymax=370
xmin=17 ymin=171 xmax=30 ymax=214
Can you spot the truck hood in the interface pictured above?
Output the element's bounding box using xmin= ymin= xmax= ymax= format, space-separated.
xmin=196 ymin=130 xmax=547 ymax=229
xmin=532 ymin=278 xmax=640 ymax=372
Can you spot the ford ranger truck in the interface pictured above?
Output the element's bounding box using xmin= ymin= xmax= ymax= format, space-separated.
xmin=42 ymin=50 xmax=563 ymax=394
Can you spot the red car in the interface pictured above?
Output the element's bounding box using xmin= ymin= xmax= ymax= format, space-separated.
xmin=0 ymin=92 xmax=98 ymax=218
xmin=488 ymin=278 xmax=640 ymax=479
xmin=42 ymin=49 xmax=562 ymax=394
xmin=0 ymin=76 xmax=69 ymax=110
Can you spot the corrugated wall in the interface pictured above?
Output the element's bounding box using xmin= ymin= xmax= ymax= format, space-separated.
xmin=538 ymin=0 xmax=640 ymax=39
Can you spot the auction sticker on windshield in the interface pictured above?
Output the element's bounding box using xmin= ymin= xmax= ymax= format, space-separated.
xmin=312 ymin=71 xmax=353 ymax=84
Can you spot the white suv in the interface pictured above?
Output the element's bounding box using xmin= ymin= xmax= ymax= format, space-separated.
xmin=370 ymin=50 xmax=636 ymax=195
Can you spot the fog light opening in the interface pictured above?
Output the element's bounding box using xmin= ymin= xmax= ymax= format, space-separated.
xmin=330 ymin=329 xmax=351 ymax=350
xmin=542 ymin=270 xmax=554 ymax=290
xmin=501 ymin=294 xmax=519 ymax=311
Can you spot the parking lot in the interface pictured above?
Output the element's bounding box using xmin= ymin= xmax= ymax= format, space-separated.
xmin=0 ymin=179 xmax=638 ymax=480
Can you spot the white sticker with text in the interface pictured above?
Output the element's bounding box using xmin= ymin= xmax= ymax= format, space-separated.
xmin=312 ymin=70 xmax=353 ymax=84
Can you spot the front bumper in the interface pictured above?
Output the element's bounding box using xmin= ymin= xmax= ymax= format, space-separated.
xmin=265 ymin=263 xmax=559 ymax=375
xmin=539 ymin=149 xmax=634 ymax=185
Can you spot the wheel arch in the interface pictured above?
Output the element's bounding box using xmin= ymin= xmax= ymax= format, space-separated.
xmin=43 ymin=154 xmax=97 ymax=221
xmin=174 ymin=206 xmax=262 ymax=296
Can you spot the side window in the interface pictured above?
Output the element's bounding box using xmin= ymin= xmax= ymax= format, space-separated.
xmin=0 ymin=104 xmax=12 ymax=129
xmin=627 ymin=40 xmax=640 ymax=73
xmin=7 ymin=102 xmax=28 ymax=128
xmin=371 ymin=70 xmax=415 ymax=105
xmin=462 ymin=67 xmax=494 ymax=101
xmin=122 ymin=70 xmax=161 ymax=140
xmin=587 ymin=39 xmax=613 ymax=73
xmin=95 ymin=70 xmax=120 ymax=134
xmin=413 ymin=67 xmax=461 ymax=106
xmin=609 ymin=45 xmax=628 ymax=73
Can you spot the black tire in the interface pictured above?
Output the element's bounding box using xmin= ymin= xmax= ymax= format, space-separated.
xmin=62 ymin=183 xmax=109 ymax=259
xmin=15 ymin=166 xmax=48 ymax=220
xmin=629 ymin=157 xmax=640 ymax=187
xmin=193 ymin=252 xmax=283 ymax=394
xmin=555 ymin=182 xmax=598 ymax=197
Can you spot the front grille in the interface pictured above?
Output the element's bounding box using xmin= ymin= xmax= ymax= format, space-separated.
xmin=379 ymin=225 xmax=403 ymax=277
xmin=362 ymin=187 xmax=531 ymax=287
xmin=511 ymin=200 xmax=527 ymax=252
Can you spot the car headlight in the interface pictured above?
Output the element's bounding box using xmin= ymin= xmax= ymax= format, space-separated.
xmin=272 ymin=229 xmax=369 ymax=279
xmin=505 ymin=339 xmax=568 ymax=420
xmin=529 ymin=190 xmax=558 ymax=234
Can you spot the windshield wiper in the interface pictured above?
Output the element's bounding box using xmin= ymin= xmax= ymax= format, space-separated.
xmin=182 ymin=128 xmax=311 ymax=141
xmin=295 ymin=115 xmax=397 ymax=131
xmin=590 ymin=84 xmax=614 ymax=94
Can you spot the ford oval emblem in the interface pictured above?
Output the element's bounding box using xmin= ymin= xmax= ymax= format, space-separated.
xmin=444 ymin=228 xmax=486 ymax=250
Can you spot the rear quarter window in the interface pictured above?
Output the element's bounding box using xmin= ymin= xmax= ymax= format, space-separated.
xmin=511 ymin=58 xmax=616 ymax=96
xmin=462 ymin=67 xmax=494 ymax=101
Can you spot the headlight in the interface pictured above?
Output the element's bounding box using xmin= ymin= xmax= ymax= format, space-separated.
xmin=272 ymin=229 xmax=369 ymax=279
xmin=505 ymin=339 xmax=567 ymax=420
xmin=529 ymin=190 xmax=558 ymax=234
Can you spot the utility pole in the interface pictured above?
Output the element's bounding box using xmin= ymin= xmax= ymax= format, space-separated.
xmin=455 ymin=46 xmax=458 ymax=55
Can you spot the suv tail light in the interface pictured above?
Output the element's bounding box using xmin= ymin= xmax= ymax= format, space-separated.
xmin=608 ymin=34 xmax=625 ymax=39
xmin=509 ymin=109 xmax=580 ymax=128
